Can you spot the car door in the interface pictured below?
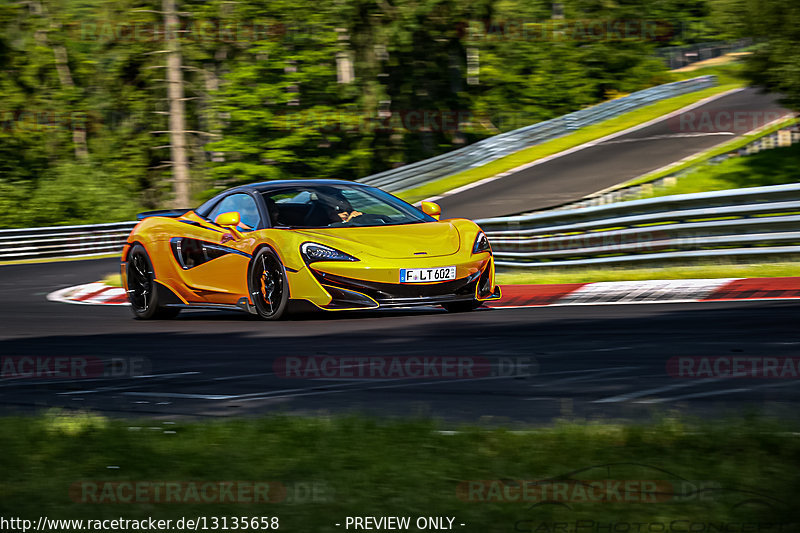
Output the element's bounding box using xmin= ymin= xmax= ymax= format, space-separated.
xmin=171 ymin=193 xmax=262 ymax=304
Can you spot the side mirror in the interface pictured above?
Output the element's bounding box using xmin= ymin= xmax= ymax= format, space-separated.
xmin=420 ymin=201 xmax=441 ymax=221
xmin=214 ymin=211 xmax=241 ymax=227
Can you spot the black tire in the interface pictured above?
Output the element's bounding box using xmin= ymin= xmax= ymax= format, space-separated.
xmin=442 ymin=300 xmax=483 ymax=313
xmin=126 ymin=244 xmax=180 ymax=319
xmin=248 ymin=248 xmax=289 ymax=320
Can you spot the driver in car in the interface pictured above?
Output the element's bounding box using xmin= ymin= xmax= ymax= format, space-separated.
xmin=338 ymin=207 xmax=363 ymax=223
xmin=320 ymin=191 xmax=363 ymax=224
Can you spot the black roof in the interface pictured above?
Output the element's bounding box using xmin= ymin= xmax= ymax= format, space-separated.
xmin=233 ymin=179 xmax=365 ymax=194
xmin=195 ymin=179 xmax=375 ymax=215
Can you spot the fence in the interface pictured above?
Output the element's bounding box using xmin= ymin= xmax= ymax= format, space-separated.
xmin=0 ymin=222 xmax=136 ymax=262
xmin=475 ymin=183 xmax=800 ymax=268
xmin=4 ymin=183 xmax=799 ymax=269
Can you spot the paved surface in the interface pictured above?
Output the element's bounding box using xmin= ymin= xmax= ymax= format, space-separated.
xmin=2 ymin=258 xmax=799 ymax=424
xmin=49 ymin=277 xmax=800 ymax=307
xmin=438 ymin=88 xmax=791 ymax=219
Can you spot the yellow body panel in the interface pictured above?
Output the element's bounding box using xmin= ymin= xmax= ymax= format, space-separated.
xmin=123 ymin=208 xmax=498 ymax=313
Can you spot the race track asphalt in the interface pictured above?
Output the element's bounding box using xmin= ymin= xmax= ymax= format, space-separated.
xmin=438 ymin=87 xmax=791 ymax=219
xmin=2 ymin=258 xmax=798 ymax=425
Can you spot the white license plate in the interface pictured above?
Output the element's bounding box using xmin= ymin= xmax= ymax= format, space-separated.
xmin=400 ymin=266 xmax=456 ymax=283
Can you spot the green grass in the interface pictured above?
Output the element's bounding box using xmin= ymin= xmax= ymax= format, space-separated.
xmin=632 ymin=142 xmax=800 ymax=200
xmin=496 ymin=261 xmax=800 ymax=285
xmin=397 ymin=83 xmax=744 ymax=204
xmin=1 ymin=412 xmax=798 ymax=530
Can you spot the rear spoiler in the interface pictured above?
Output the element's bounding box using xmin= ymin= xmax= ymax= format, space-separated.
xmin=136 ymin=209 xmax=191 ymax=221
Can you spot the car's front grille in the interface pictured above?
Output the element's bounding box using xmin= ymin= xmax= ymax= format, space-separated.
xmin=311 ymin=269 xmax=481 ymax=304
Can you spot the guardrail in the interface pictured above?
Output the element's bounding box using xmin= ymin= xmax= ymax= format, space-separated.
xmin=0 ymin=221 xmax=136 ymax=262
xmin=357 ymin=75 xmax=717 ymax=193
xmin=476 ymin=183 xmax=800 ymax=268
xmin=4 ymin=183 xmax=799 ymax=268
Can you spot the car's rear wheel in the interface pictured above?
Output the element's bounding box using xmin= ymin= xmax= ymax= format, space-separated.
xmin=249 ymin=248 xmax=289 ymax=320
xmin=442 ymin=300 xmax=483 ymax=313
xmin=126 ymin=244 xmax=180 ymax=319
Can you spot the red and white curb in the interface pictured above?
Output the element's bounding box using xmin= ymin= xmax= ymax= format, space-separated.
xmin=47 ymin=277 xmax=800 ymax=309
xmin=489 ymin=277 xmax=800 ymax=308
xmin=47 ymin=282 xmax=129 ymax=306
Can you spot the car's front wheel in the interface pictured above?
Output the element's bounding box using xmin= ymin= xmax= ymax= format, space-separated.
xmin=249 ymin=248 xmax=289 ymax=320
xmin=126 ymin=244 xmax=180 ymax=319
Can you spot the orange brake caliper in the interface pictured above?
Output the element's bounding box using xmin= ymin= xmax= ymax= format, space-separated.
xmin=261 ymin=272 xmax=271 ymax=305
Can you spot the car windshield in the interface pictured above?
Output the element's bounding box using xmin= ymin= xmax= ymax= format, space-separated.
xmin=262 ymin=184 xmax=435 ymax=229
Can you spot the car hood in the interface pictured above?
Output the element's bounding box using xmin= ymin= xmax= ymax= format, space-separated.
xmin=291 ymin=221 xmax=462 ymax=259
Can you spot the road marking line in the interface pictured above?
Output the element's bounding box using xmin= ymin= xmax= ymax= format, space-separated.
xmin=599 ymin=132 xmax=735 ymax=145
xmin=212 ymin=372 xmax=276 ymax=381
xmin=635 ymin=388 xmax=750 ymax=404
xmin=133 ymin=371 xmax=201 ymax=379
xmin=534 ymin=373 xmax=666 ymax=388
xmin=636 ymin=379 xmax=800 ymax=404
xmin=534 ymin=366 xmax=638 ymax=376
xmin=55 ymin=372 xmax=203 ymax=395
xmin=120 ymin=371 xmax=546 ymax=404
xmin=531 ymin=367 xmax=639 ymax=387
xmin=122 ymin=392 xmax=237 ymax=400
xmin=592 ymin=378 xmax=725 ymax=403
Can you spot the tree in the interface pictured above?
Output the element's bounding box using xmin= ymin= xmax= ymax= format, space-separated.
xmin=0 ymin=0 xmax=728 ymax=227
xmin=713 ymin=0 xmax=800 ymax=111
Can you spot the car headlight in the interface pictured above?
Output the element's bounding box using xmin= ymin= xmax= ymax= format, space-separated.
xmin=300 ymin=242 xmax=359 ymax=264
xmin=472 ymin=232 xmax=491 ymax=254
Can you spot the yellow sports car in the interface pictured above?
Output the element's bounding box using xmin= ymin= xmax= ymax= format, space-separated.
xmin=122 ymin=180 xmax=500 ymax=320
